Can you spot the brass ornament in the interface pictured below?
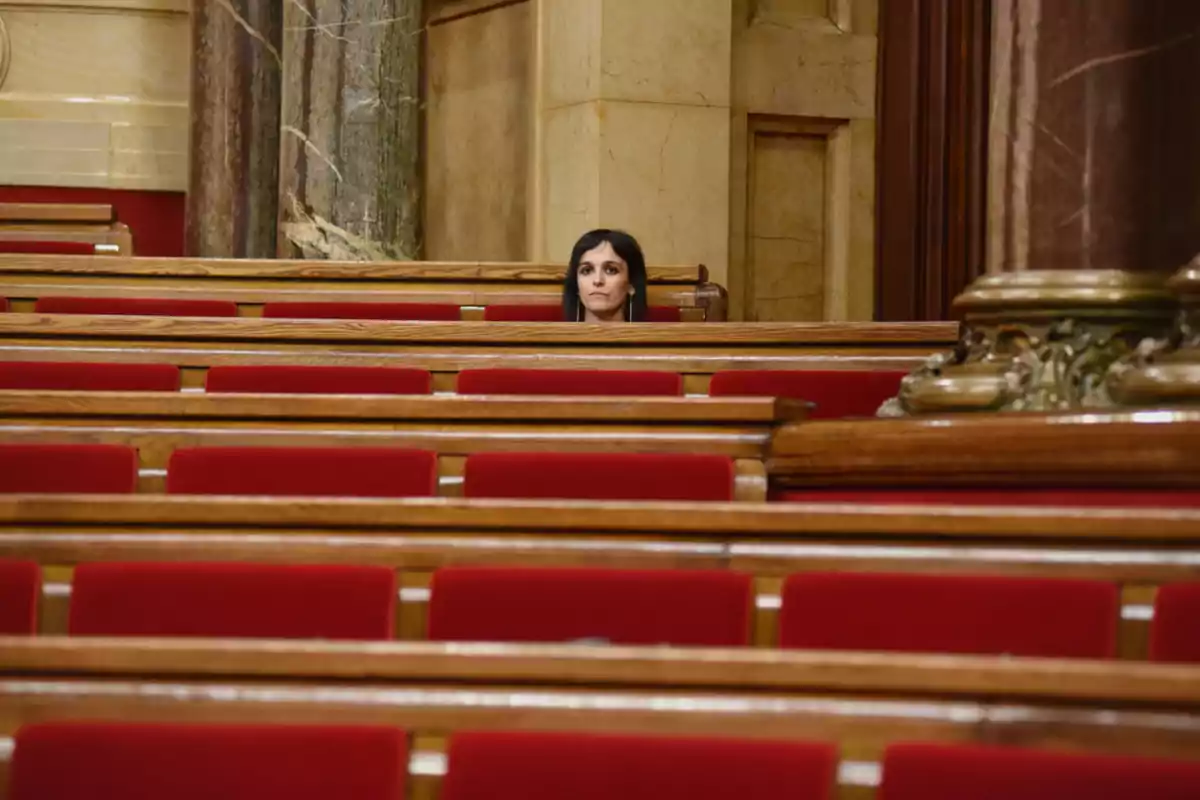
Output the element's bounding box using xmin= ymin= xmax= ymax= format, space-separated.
xmin=879 ymin=270 xmax=1176 ymax=416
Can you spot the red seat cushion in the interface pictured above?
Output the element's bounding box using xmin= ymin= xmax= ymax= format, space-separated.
xmin=708 ymin=370 xmax=907 ymax=419
xmin=773 ymin=488 xmax=1200 ymax=507
xmin=0 ymin=241 xmax=97 ymax=255
xmin=646 ymin=305 xmax=683 ymax=322
xmin=463 ymin=452 xmax=735 ymax=501
xmin=880 ymin=742 xmax=1200 ymax=800
xmin=0 ymin=443 xmax=138 ymax=493
xmin=10 ymin=721 xmax=407 ymax=800
xmin=1150 ymin=582 xmax=1200 ymax=663
xmin=206 ymin=365 xmax=431 ymax=395
xmin=456 ymin=369 xmax=681 ymax=396
xmin=443 ymin=731 xmax=837 ymax=800
xmin=34 ymin=296 xmax=238 ymax=317
xmin=428 ymin=567 xmax=752 ymax=646
xmin=0 ymin=560 xmax=40 ymax=634
xmin=166 ymin=446 xmax=438 ymax=497
xmin=779 ymin=572 xmax=1118 ymax=658
xmin=0 ymin=361 xmax=180 ymax=391
xmin=263 ymin=302 xmax=461 ymax=320
xmin=69 ymin=562 xmax=396 ymax=639
xmin=483 ymin=304 xmax=684 ymax=322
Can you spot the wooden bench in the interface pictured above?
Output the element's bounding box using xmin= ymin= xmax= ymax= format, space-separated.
xmin=0 ymin=205 xmax=132 ymax=255
xmin=0 ymin=393 xmax=800 ymax=496
xmin=0 ymin=316 xmax=957 ymax=392
xmin=0 ymin=255 xmax=724 ymax=319
xmin=0 ymin=636 xmax=1196 ymax=800
xmin=4 ymin=494 xmax=1196 ymax=655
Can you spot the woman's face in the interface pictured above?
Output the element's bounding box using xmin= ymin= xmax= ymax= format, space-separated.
xmin=576 ymin=241 xmax=631 ymax=321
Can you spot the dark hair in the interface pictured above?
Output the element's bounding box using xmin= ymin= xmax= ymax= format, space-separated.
xmin=561 ymin=229 xmax=648 ymax=322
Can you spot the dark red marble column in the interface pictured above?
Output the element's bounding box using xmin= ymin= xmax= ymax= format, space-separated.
xmin=989 ymin=0 xmax=1200 ymax=273
xmin=186 ymin=0 xmax=282 ymax=258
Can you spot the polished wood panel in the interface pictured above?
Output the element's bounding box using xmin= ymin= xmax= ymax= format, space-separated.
xmin=0 ymin=204 xmax=114 ymax=223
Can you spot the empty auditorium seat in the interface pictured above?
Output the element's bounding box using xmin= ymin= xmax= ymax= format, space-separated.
xmin=456 ymin=368 xmax=682 ymax=396
xmin=880 ymin=742 xmax=1200 ymax=800
xmin=0 ymin=560 xmax=41 ymax=634
xmin=34 ymin=296 xmax=239 ymax=317
xmin=166 ymin=447 xmax=438 ymax=497
xmin=206 ymin=365 xmax=432 ymax=395
xmin=263 ymin=302 xmax=461 ymax=320
xmin=1150 ymin=582 xmax=1200 ymax=663
xmin=69 ymin=562 xmax=396 ymax=639
xmin=0 ymin=241 xmax=98 ymax=255
xmin=708 ymin=370 xmax=908 ymax=419
xmin=443 ymin=731 xmax=837 ymax=800
xmin=428 ymin=567 xmax=753 ymax=646
xmin=0 ymin=361 xmax=180 ymax=391
xmin=779 ymin=572 xmax=1119 ymax=658
xmin=773 ymin=488 xmax=1200 ymax=507
xmin=463 ymin=452 xmax=735 ymax=501
xmin=10 ymin=721 xmax=407 ymax=799
xmin=0 ymin=443 xmax=138 ymax=494
xmin=483 ymin=304 xmax=684 ymax=322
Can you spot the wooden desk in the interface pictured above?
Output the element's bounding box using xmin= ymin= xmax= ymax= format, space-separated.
xmin=0 ymin=392 xmax=803 ymax=496
xmin=4 ymin=495 xmax=1196 ymax=653
xmin=0 ymin=316 xmax=957 ymax=392
xmin=0 ymin=255 xmax=724 ymax=319
xmin=0 ymin=637 xmax=1196 ymax=800
xmin=0 ymin=206 xmax=131 ymax=255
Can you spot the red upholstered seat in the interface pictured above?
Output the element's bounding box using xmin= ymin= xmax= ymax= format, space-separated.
xmin=463 ymin=452 xmax=735 ymax=501
xmin=780 ymin=572 xmax=1118 ymax=658
xmin=0 ymin=361 xmax=180 ymax=391
xmin=263 ymin=302 xmax=461 ymax=320
xmin=773 ymin=488 xmax=1200 ymax=507
xmin=879 ymin=742 xmax=1200 ymax=800
xmin=69 ymin=562 xmax=396 ymax=639
xmin=166 ymin=446 xmax=438 ymax=497
xmin=206 ymin=365 xmax=432 ymax=395
xmin=0 ymin=298 xmax=7 ymax=311
xmin=708 ymin=370 xmax=907 ymax=419
xmin=428 ymin=567 xmax=752 ymax=645
xmin=1150 ymin=582 xmax=1200 ymax=663
xmin=0 ymin=241 xmax=98 ymax=255
xmin=0 ymin=443 xmax=138 ymax=493
xmin=10 ymin=721 xmax=407 ymax=800
xmin=34 ymin=296 xmax=238 ymax=317
xmin=646 ymin=305 xmax=683 ymax=322
xmin=483 ymin=304 xmax=683 ymax=322
xmin=456 ymin=368 xmax=681 ymax=396
xmin=443 ymin=731 xmax=837 ymax=800
xmin=0 ymin=560 xmax=40 ymax=634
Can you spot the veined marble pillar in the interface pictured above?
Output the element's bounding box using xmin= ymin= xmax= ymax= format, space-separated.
xmin=186 ymin=0 xmax=282 ymax=258
xmin=530 ymin=0 xmax=732 ymax=285
xmin=278 ymin=0 xmax=422 ymax=260
xmin=885 ymin=0 xmax=1200 ymax=415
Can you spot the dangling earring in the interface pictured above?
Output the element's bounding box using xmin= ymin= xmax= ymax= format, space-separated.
xmin=626 ymin=295 xmax=632 ymax=322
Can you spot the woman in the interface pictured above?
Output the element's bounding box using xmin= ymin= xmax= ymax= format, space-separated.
xmin=561 ymin=229 xmax=648 ymax=322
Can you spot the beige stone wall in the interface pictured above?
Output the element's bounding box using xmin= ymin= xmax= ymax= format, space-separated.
xmin=0 ymin=0 xmax=188 ymax=190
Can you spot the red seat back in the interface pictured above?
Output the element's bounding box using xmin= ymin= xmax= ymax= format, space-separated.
xmin=456 ymin=368 xmax=681 ymax=396
xmin=206 ymin=365 xmax=431 ymax=395
xmin=780 ymin=572 xmax=1119 ymax=658
xmin=429 ymin=567 xmax=752 ymax=646
xmin=1150 ymin=582 xmax=1200 ymax=663
xmin=0 ymin=241 xmax=98 ymax=255
xmin=263 ymin=302 xmax=461 ymax=320
xmin=0 ymin=361 xmax=180 ymax=391
xmin=0 ymin=443 xmax=138 ymax=493
xmin=443 ymin=731 xmax=837 ymax=800
xmin=34 ymin=296 xmax=238 ymax=316
xmin=464 ymin=452 xmax=735 ymax=501
xmin=69 ymin=562 xmax=396 ymax=639
xmin=10 ymin=721 xmax=407 ymax=800
xmin=166 ymin=446 xmax=438 ymax=497
xmin=773 ymin=488 xmax=1200 ymax=507
xmin=708 ymin=370 xmax=907 ymax=419
xmin=0 ymin=560 xmax=41 ymax=634
xmin=880 ymin=742 xmax=1200 ymax=800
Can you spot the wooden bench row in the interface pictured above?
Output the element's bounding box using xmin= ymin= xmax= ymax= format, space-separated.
xmin=0 ymin=205 xmax=131 ymax=255
xmin=0 ymin=254 xmax=726 ymax=319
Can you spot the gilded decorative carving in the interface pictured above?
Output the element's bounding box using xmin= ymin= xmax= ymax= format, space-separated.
xmin=879 ymin=271 xmax=1176 ymax=416
xmin=1107 ymin=262 xmax=1200 ymax=407
xmin=0 ymin=15 xmax=11 ymax=93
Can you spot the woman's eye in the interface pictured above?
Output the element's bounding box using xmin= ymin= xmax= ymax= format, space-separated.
xmin=579 ymin=265 xmax=593 ymax=275
xmin=605 ymin=266 xmax=619 ymax=275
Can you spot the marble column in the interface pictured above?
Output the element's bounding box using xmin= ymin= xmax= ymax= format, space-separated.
xmin=186 ymin=0 xmax=282 ymax=258
xmin=530 ymin=0 xmax=732 ymax=285
xmin=278 ymin=0 xmax=422 ymax=260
